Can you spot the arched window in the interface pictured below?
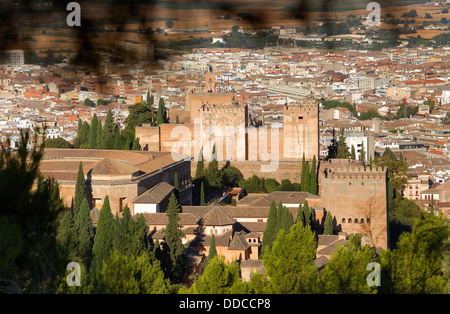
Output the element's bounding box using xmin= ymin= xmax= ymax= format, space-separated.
xmin=367 ymin=218 xmax=370 ymax=224
xmin=354 ymin=218 xmax=358 ymax=223
xmin=348 ymin=218 xmax=352 ymax=223
xmin=342 ymin=218 xmax=346 ymax=223
xmin=360 ymin=218 xmax=365 ymax=224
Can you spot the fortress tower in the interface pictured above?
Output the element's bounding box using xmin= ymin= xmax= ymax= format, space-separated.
xmin=319 ymin=160 xmax=389 ymax=249
xmin=281 ymin=102 xmax=319 ymax=162
xmin=200 ymin=102 xmax=248 ymax=162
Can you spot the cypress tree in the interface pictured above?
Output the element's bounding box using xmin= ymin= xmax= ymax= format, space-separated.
xmin=351 ymin=145 xmax=356 ymax=160
xmin=206 ymin=144 xmax=221 ymax=192
xmin=323 ymin=211 xmax=334 ymax=235
xmin=156 ymin=98 xmax=166 ymax=126
xmin=195 ymin=148 xmax=204 ymax=179
xmin=75 ymin=197 xmax=94 ymax=266
xmin=145 ymin=90 xmax=151 ymax=109
xmin=300 ymin=153 xmax=306 ymax=190
xmin=74 ymin=118 xmax=83 ymax=148
xmin=96 ymin=119 xmax=103 ymax=149
xmin=103 ymin=110 xmax=115 ymax=149
xmin=359 ymin=142 xmax=366 ymax=165
xmin=130 ymin=212 xmax=150 ymax=256
xmin=73 ymin=162 xmax=86 ymax=217
xmin=114 ymin=127 xmax=121 ymax=150
xmin=78 ymin=121 xmax=90 ymax=149
xmin=208 ymin=234 xmax=217 ymax=258
xmin=112 ymin=213 xmax=122 ymax=253
xmin=304 ymin=162 xmax=310 ymax=193
xmin=163 ymin=193 xmax=187 ymax=283
xmin=296 ymin=203 xmax=305 ymax=227
xmin=92 ymin=195 xmax=115 ymax=271
xmin=200 ymin=181 xmax=205 ymax=206
xmin=310 ymin=155 xmax=318 ymax=195
xmin=132 ymin=137 xmax=140 ymax=151
xmin=303 ymin=201 xmax=312 ymax=230
xmin=56 ymin=211 xmax=77 ymax=261
xmin=89 ymin=114 xmax=98 ymax=149
xmin=275 ymin=201 xmax=284 ymax=239
xmin=262 ymin=199 xmax=277 ymax=256
xmin=281 ymin=206 xmax=294 ymax=234
xmin=328 ymin=128 xmax=338 ymax=159
xmin=336 ymin=128 xmax=350 ymax=159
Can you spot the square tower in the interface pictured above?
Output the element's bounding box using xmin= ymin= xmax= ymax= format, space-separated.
xmin=281 ymin=102 xmax=319 ymax=161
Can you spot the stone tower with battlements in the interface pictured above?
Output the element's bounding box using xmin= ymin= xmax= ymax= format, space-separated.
xmin=319 ymin=159 xmax=389 ymax=249
xmin=281 ymin=101 xmax=319 ymax=162
xmin=200 ymin=102 xmax=248 ymax=162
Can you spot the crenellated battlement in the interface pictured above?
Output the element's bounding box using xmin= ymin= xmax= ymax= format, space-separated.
xmin=320 ymin=160 xmax=387 ymax=182
xmin=201 ymin=102 xmax=247 ymax=113
xmin=284 ymin=102 xmax=319 ymax=112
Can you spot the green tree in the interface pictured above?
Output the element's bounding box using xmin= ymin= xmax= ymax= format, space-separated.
xmin=264 ymin=178 xmax=280 ymax=193
xmin=279 ymin=179 xmax=294 ymax=191
xmin=73 ymin=162 xmax=87 ymax=217
xmin=351 ymin=145 xmax=356 ymax=160
xmin=394 ymin=104 xmax=418 ymax=119
xmin=380 ymin=215 xmax=449 ymax=293
xmin=247 ymin=271 xmax=272 ymax=294
xmin=91 ymin=195 xmax=115 ymax=272
xmin=132 ymin=137 xmax=141 ymax=150
xmin=359 ymin=142 xmax=367 ymax=165
xmin=336 ymin=128 xmax=350 ymax=158
xmin=96 ymin=99 xmax=105 ymax=107
xmin=195 ymin=148 xmax=205 ymax=179
xmin=263 ymin=223 xmax=318 ymax=294
xmin=89 ymin=114 xmax=98 ymax=149
xmin=423 ymin=99 xmax=436 ymax=111
xmin=221 ymin=165 xmax=244 ymax=187
xmin=203 ymin=234 xmax=217 ymax=268
xmin=186 ymin=255 xmax=246 ymax=294
xmin=327 ymin=128 xmax=338 ymax=159
xmin=102 ymin=110 xmax=116 ymax=149
xmin=124 ymin=102 xmax=155 ymax=130
xmin=56 ymin=211 xmax=77 ymax=261
xmin=296 ymin=203 xmax=305 ymax=227
xmin=77 ymin=121 xmax=90 ymax=149
xmin=45 ymin=137 xmax=73 ymax=149
xmin=74 ymin=197 xmax=94 ymax=266
xmin=280 ymin=205 xmax=294 ymax=234
xmin=200 ymin=181 xmax=205 ymax=206
xmin=300 ymin=153 xmax=307 ymax=190
xmin=205 ymin=145 xmax=222 ymax=192
xmin=323 ymin=211 xmax=334 ymax=235
xmin=156 ymin=98 xmax=166 ymax=126
xmin=0 ymin=131 xmax=64 ymax=293
xmin=162 ymin=193 xmax=187 ymax=283
xmin=84 ymin=98 xmax=92 ymax=107
xmin=88 ymin=250 xmax=170 ymax=294
xmin=261 ymin=200 xmax=277 ymax=256
xmin=96 ymin=119 xmax=103 ymax=149
xmin=309 ymin=155 xmax=317 ymax=195
xmin=317 ymin=239 xmax=378 ymax=293
xmin=239 ymin=175 xmax=265 ymax=193
xmin=358 ymin=109 xmax=381 ymax=120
